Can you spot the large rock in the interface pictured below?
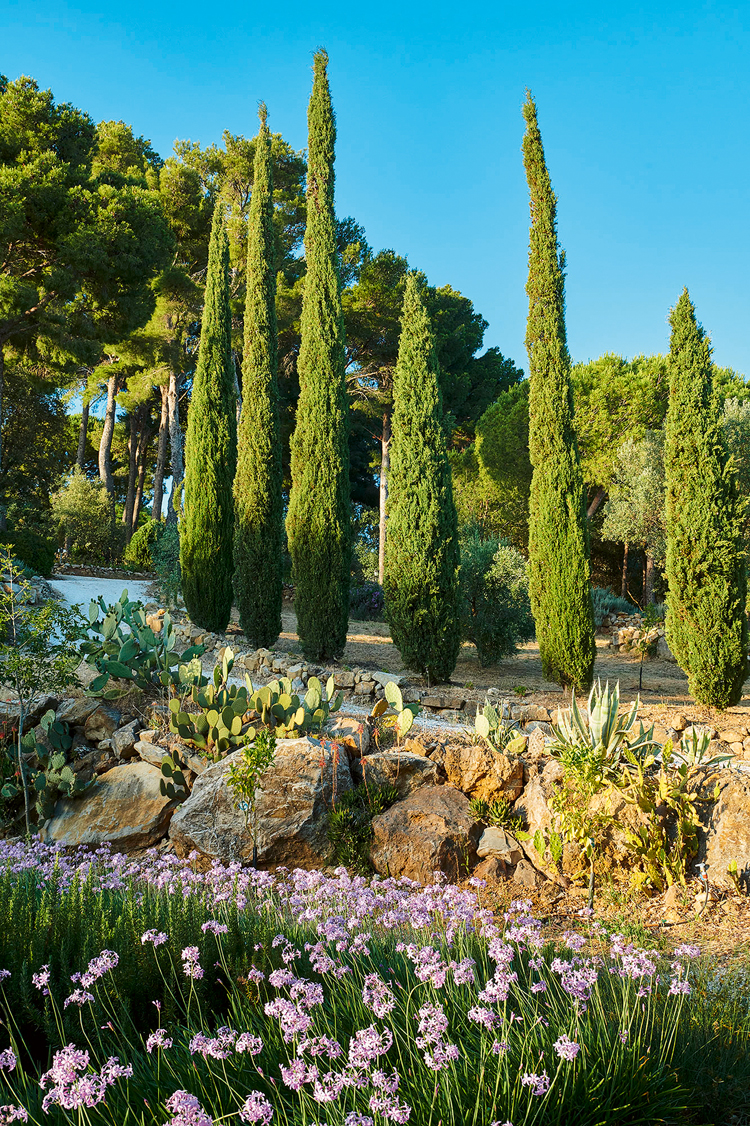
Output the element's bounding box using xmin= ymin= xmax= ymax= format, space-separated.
xmin=169 ymin=737 xmax=352 ymax=867
xmin=476 ymin=826 xmax=523 ymax=863
xmin=442 ymin=743 xmax=524 ymax=803
xmin=0 ymin=695 xmax=58 ymax=727
xmin=358 ymin=751 xmax=439 ymax=796
xmin=369 ymin=785 xmax=479 ymax=884
xmin=327 ymin=716 xmax=370 ymax=757
xmin=43 ymin=762 xmax=175 ymax=850
xmin=84 ymin=705 xmax=122 ymax=744
xmin=56 ymin=697 xmax=99 ymax=727
xmin=112 ymin=720 xmax=140 ymax=759
xmin=702 ymin=774 xmax=750 ymax=886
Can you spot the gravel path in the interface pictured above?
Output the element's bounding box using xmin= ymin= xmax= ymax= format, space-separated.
xmin=49 ymin=573 xmax=153 ymax=612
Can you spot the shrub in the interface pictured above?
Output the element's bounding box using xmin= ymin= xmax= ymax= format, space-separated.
xmin=122 ymin=519 xmax=159 ymax=571
xmin=51 ymin=469 xmax=113 ymax=564
xmin=350 ymin=580 xmax=384 ymax=621
xmin=152 ymin=523 xmax=181 ymax=607
xmin=459 ymin=526 xmax=535 ymax=665
xmin=591 ymin=586 xmax=634 ymax=627
xmin=0 ymin=529 xmax=55 ymax=576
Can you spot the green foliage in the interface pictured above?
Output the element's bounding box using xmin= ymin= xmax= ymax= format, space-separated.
xmin=51 ymin=469 xmax=112 ymax=564
xmin=80 ymin=590 xmax=205 ymax=695
xmin=159 ymin=746 xmax=189 ymax=803
xmin=369 ymin=681 xmax=420 ymax=743
xmin=601 ymin=431 xmax=666 ymax=562
xmin=474 ymin=703 xmax=525 ymax=753
xmin=326 ymin=781 xmax=399 ymax=873
xmin=384 ymin=275 xmax=460 ymax=684
xmin=26 ymin=710 xmax=91 ymax=824
xmin=286 ymin=51 xmax=351 ymax=661
xmin=549 ymin=680 xmax=658 ymax=783
xmin=169 ymin=647 xmax=343 ymax=756
xmin=233 ymin=107 xmax=283 ymax=650
xmin=522 ymin=93 xmax=595 ymax=692
xmin=0 ymin=529 xmax=55 ymax=577
xmin=459 ymin=526 xmax=534 ymax=666
xmin=122 ymin=519 xmax=159 ymax=570
xmin=227 ymin=729 xmax=277 ymax=863
xmin=0 ymin=552 xmax=82 ymax=833
xmin=469 ymin=794 xmax=524 ymax=832
xmin=664 ymin=290 xmax=748 ymax=708
xmin=180 ymin=208 xmax=237 ymax=633
xmin=152 ymin=522 xmax=181 ymax=608
xmin=591 ymin=586 xmax=634 ymax=627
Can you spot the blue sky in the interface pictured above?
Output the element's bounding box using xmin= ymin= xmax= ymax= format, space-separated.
xmin=4 ymin=0 xmax=749 ymax=375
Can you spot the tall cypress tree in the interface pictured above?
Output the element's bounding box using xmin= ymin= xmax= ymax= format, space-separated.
xmin=180 ymin=207 xmax=237 ymax=632
xmin=233 ymin=104 xmax=283 ymax=648
xmin=664 ymin=289 xmax=748 ymax=708
xmin=522 ymin=92 xmax=595 ymax=692
xmin=384 ymin=273 xmax=461 ymax=684
xmin=286 ymin=50 xmax=351 ymax=661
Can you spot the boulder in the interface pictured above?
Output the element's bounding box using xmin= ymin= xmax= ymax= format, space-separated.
xmin=514 ymin=859 xmax=545 ymax=889
xmin=369 ymin=785 xmax=478 ymax=883
xmin=43 ymin=762 xmax=175 ymax=850
xmin=442 ymin=743 xmax=524 ymax=803
xmin=135 ymin=739 xmax=165 ymax=768
xmin=657 ymin=636 xmax=676 ymax=662
xmin=169 ymin=737 xmax=352 ymax=867
xmin=334 ymin=671 xmax=355 ymax=688
xmin=702 ymin=774 xmax=750 ymax=886
xmin=358 ymin=751 xmax=439 ymax=796
xmin=476 ymin=826 xmax=523 ymax=864
xmin=84 ymin=705 xmax=122 ymax=744
xmin=0 ymin=694 xmax=58 ymax=727
xmin=56 ymin=697 xmax=100 ymax=728
xmin=473 ymin=856 xmax=508 ymax=882
xmin=327 ymin=716 xmax=370 ymax=757
xmin=112 ymin=720 xmax=141 ymax=759
xmin=371 ymin=672 xmax=405 ymax=690
xmin=511 ymin=704 xmax=550 ymax=723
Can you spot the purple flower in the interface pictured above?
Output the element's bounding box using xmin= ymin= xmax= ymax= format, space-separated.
xmin=32 ymin=964 xmax=50 ymax=996
xmin=147 ymin=1029 xmax=173 ymax=1053
xmin=0 ymin=1107 xmax=27 ymax=1124
xmin=349 ymin=1026 xmax=393 ymax=1070
xmin=40 ymin=1045 xmax=132 ymax=1112
xmin=0 ymin=1051 xmax=15 ymax=1072
xmin=181 ymin=947 xmax=204 ymax=980
xmin=345 ymin=1115 xmax=374 ymax=1126
xmin=239 ymin=1091 xmax=273 ymax=1124
xmin=236 ymin=1033 xmax=263 ymax=1055
xmin=0 ymin=971 xmax=11 ymax=982
xmin=368 ymin=1092 xmax=411 ymax=1122
xmin=280 ymin=1058 xmax=318 ymax=1090
xmin=521 ymin=1071 xmax=550 ymax=1097
xmin=201 ymin=920 xmax=228 ymax=935
xmin=553 ymin=1035 xmax=580 ymax=1061
xmin=64 ymin=989 xmax=94 ymax=1008
xmin=362 ymin=974 xmax=395 ymax=1018
xmin=673 ymin=943 xmax=700 ymax=959
xmin=668 ymin=978 xmax=691 ymax=995
xmin=72 ymin=949 xmax=118 ymax=987
xmin=163 ymin=1089 xmax=213 ymax=1126
xmin=142 ymin=930 xmax=169 ymax=946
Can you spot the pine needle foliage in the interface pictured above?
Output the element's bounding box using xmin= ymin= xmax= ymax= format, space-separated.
xmin=664 ymin=289 xmax=748 ymax=708
xmin=384 ymin=274 xmax=461 ymax=684
xmin=180 ymin=207 xmax=237 ymax=632
xmin=233 ymin=104 xmax=283 ymax=648
xmin=522 ymin=92 xmax=595 ymax=692
xmin=286 ymin=50 xmax=351 ymax=661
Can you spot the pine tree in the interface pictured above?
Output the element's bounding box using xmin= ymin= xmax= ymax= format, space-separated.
xmin=522 ymin=92 xmax=595 ymax=692
xmin=384 ymin=274 xmax=461 ymax=684
xmin=180 ymin=207 xmax=237 ymax=632
xmin=664 ymin=289 xmax=748 ymax=708
xmin=286 ymin=50 xmax=351 ymax=661
xmin=233 ymin=104 xmax=283 ymax=648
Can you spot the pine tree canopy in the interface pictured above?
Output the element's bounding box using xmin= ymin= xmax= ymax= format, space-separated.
xmin=180 ymin=206 xmax=237 ymax=632
xmin=233 ymin=103 xmax=283 ymax=649
xmin=522 ymin=91 xmax=595 ymax=692
xmin=384 ymin=273 xmax=461 ymax=684
xmin=286 ymin=49 xmax=351 ymax=661
xmin=664 ymin=288 xmax=748 ymax=708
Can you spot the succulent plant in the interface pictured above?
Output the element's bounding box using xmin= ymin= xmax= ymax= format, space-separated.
xmin=474 ymin=703 xmax=522 ymax=752
xmin=159 ymin=747 xmax=190 ymax=803
xmin=549 ymin=680 xmax=658 ymax=779
xmin=370 ymin=681 xmax=420 ymax=742
xmin=25 ymin=710 xmax=91 ymax=824
xmin=81 ymin=591 xmax=206 ymax=696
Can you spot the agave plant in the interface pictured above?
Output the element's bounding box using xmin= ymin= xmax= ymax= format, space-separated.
xmin=549 ymin=680 xmax=658 ymax=779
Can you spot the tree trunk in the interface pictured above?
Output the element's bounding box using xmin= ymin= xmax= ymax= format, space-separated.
xmin=122 ymin=412 xmax=138 ymax=541
xmin=377 ymin=408 xmax=391 ymax=587
xmin=644 ymin=551 xmax=655 ymax=606
xmin=76 ymin=399 xmax=90 ymax=470
xmin=0 ymin=346 xmax=5 ymax=532
xmin=587 ymin=485 xmax=606 ymax=519
xmin=98 ymin=373 xmax=119 ymax=496
xmin=166 ymin=368 xmax=184 ymax=526
xmin=132 ymin=412 xmax=151 ymax=534
xmin=621 ymin=542 xmax=629 ymax=599
xmin=152 ymin=384 xmax=169 ymax=521
xmin=232 ymin=349 xmax=242 ymax=425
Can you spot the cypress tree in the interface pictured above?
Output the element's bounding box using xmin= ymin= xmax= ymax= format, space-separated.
xmin=233 ymin=104 xmax=283 ymax=648
xmin=180 ymin=207 xmax=237 ymax=632
xmin=384 ymin=273 xmax=461 ymax=684
xmin=286 ymin=50 xmax=351 ymax=661
xmin=664 ymin=289 xmax=748 ymax=708
xmin=522 ymin=92 xmax=595 ymax=692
